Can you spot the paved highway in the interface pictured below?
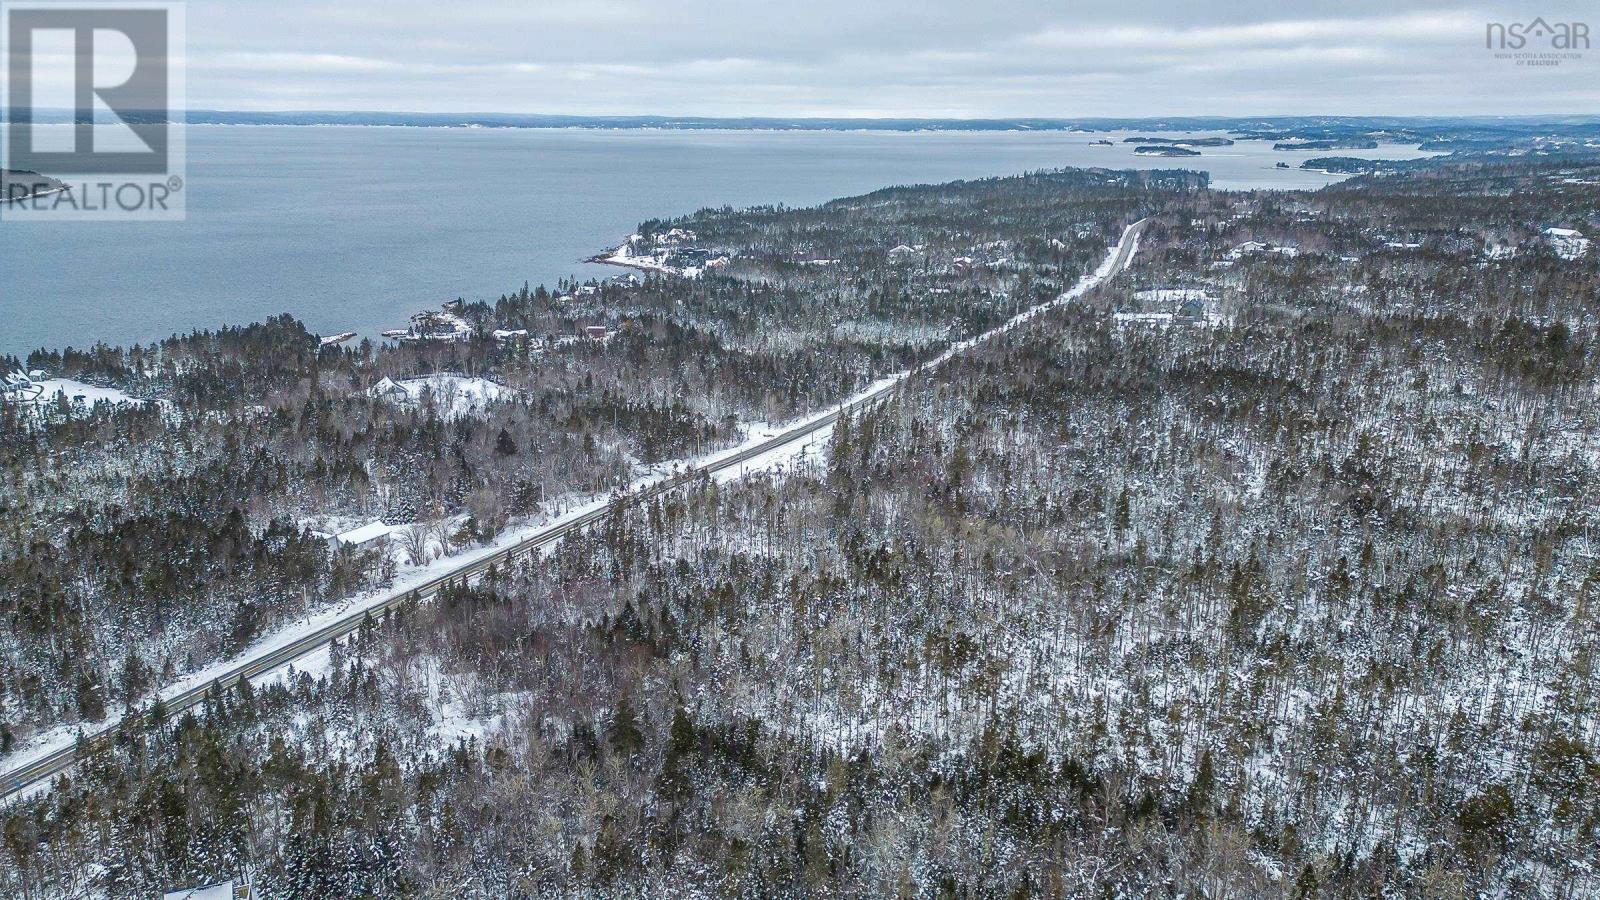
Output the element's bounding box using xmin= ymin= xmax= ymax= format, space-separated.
xmin=0 ymin=217 xmax=1145 ymax=802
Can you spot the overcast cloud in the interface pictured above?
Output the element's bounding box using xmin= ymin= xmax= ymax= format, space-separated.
xmin=173 ymin=0 xmax=1599 ymax=116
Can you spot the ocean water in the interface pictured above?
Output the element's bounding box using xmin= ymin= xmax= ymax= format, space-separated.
xmin=0 ymin=127 xmax=1437 ymax=358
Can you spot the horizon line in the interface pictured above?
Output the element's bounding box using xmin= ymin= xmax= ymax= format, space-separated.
xmin=8 ymin=109 xmax=1600 ymax=124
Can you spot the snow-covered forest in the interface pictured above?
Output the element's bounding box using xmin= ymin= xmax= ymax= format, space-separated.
xmin=4 ymin=159 xmax=1600 ymax=896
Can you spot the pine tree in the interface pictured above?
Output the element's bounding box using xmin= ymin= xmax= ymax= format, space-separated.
xmin=607 ymin=696 xmax=645 ymax=757
xmin=495 ymin=428 xmax=518 ymax=456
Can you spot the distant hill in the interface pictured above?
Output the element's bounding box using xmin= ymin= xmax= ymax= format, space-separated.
xmin=6 ymin=109 xmax=1598 ymax=142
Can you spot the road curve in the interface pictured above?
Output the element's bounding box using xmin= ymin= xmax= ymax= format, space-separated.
xmin=0 ymin=217 xmax=1145 ymax=802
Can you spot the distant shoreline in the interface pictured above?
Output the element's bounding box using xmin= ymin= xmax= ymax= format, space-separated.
xmin=1 ymin=169 xmax=70 ymax=204
xmin=20 ymin=110 xmax=1592 ymax=137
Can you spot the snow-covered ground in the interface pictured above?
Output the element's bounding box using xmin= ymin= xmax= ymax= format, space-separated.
xmin=1114 ymin=311 xmax=1178 ymax=325
xmin=1544 ymin=227 xmax=1591 ymax=259
xmin=1 ymin=377 xmax=146 ymax=412
xmin=599 ymin=236 xmax=681 ymax=275
xmin=1134 ymin=288 xmax=1212 ymax=304
xmin=597 ymin=232 xmax=726 ymax=278
xmin=0 ymin=221 xmax=1144 ymax=799
xmin=370 ymin=374 xmax=514 ymax=418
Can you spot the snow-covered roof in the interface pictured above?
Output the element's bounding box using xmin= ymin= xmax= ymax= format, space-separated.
xmin=335 ymin=522 xmax=392 ymax=546
xmin=1543 ymin=227 xmax=1584 ymax=238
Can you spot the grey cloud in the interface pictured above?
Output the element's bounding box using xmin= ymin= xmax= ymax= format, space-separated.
xmin=179 ymin=0 xmax=1599 ymax=115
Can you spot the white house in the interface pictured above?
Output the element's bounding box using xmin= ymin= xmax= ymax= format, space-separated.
xmin=330 ymin=522 xmax=394 ymax=552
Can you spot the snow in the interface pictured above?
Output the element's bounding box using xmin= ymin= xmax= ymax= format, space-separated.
xmin=1 ymin=376 xmax=146 ymax=412
xmin=1543 ymin=227 xmax=1590 ymax=259
xmin=600 ymin=241 xmax=683 ymax=276
xmin=334 ymin=521 xmax=393 ymax=547
xmin=1134 ymin=288 xmax=1212 ymax=304
xmin=1229 ymin=241 xmax=1298 ymax=259
xmin=163 ymin=881 xmax=233 ymax=900
xmin=390 ymin=308 xmax=472 ymax=343
xmin=1115 ymin=312 xmax=1176 ymax=325
xmin=369 ymin=374 xmax=513 ymax=419
xmin=0 ymin=221 xmax=1145 ymax=801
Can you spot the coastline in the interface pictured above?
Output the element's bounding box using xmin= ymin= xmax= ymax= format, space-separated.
xmin=588 ymin=244 xmax=678 ymax=275
xmin=3 ymin=186 xmax=70 ymax=203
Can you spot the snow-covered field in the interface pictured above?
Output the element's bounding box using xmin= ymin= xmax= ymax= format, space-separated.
xmin=2 ymin=377 xmax=145 ymax=411
xmin=370 ymin=374 xmax=514 ymax=418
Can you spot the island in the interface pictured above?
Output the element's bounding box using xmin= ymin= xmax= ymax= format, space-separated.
xmin=1122 ymin=136 xmax=1234 ymax=146
xmin=1134 ymin=145 xmax=1202 ymax=157
xmin=1273 ymin=138 xmax=1379 ymax=151
xmin=1 ymin=169 xmax=68 ymax=203
xmin=1298 ymin=156 xmax=1383 ymax=175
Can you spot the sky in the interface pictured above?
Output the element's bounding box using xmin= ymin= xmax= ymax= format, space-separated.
xmin=47 ymin=0 xmax=1600 ymax=116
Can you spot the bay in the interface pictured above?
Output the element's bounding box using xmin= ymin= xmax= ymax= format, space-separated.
xmin=0 ymin=126 xmax=1436 ymax=358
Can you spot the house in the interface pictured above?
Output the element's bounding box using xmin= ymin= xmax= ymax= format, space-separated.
xmin=1226 ymin=240 xmax=1297 ymax=260
xmin=329 ymin=522 xmax=393 ymax=552
xmin=1543 ymin=227 xmax=1591 ymax=259
xmin=584 ymin=325 xmax=612 ymax=341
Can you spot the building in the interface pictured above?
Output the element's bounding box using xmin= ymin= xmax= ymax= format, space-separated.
xmin=329 ymin=522 xmax=394 ymax=552
xmin=1543 ymin=227 xmax=1591 ymax=259
xmin=584 ymin=325 xmax=612 ymax=341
